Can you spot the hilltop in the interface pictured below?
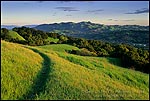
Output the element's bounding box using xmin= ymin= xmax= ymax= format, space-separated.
xmin=1 ymin=29 xmax=25 ymax=41
xmin=1 ymin=40 xmax=149 ymax=100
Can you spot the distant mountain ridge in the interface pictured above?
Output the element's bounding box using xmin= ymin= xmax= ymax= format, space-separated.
xmin=2 ymin=21 xmax=149 ymax=49
xmin=1 ymin=24 xmax=38 ymax=29
xmin=1 ymin=25 xmax=19 ymax=30
xmin=34 ymin=21 xmax=149 ymax=33
xmin=34 ymin=21 xmax=149 ymax=49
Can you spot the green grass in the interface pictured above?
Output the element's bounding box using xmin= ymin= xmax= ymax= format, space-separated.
xmin=8 ymin=30 xmax=25 ymax=41
xmin=45 ymin=37 xmax=59 ymax=43
xmin=1 ymin=40 xmax=149 ymax=100
xmin=1 ymin=40 xmax=42 ymax=100
xmin=20 ymin=47 xmax=52 ymax=100
xmin=37 ymin=44 xmax=79 ymax=52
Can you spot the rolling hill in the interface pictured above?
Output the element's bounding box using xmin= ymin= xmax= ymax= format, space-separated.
xmin=1 ymin=40 xmax=149 ymax=100
xmin=8 ymin=30 xmax=26 ymax=41
xmin=34 ymin=21 xmax=149 ymax=49
xmin=1 ymin=29 xmax=25 ymax=41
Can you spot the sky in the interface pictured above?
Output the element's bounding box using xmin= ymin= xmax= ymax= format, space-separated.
xmin=1 ymin=1 xmax=149 ymax=26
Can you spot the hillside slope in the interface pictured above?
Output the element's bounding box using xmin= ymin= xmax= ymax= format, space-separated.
xmin=8 ymin=30 xmax=25 ymax=41
xmin=1 ymin=40 xmax=42 ymax=100
xmin=1 ymin=40 xmax=149 ymax=100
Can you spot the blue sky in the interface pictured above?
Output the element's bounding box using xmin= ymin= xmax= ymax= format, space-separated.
xmin=1 ymin=1 xmax=149 ymax=26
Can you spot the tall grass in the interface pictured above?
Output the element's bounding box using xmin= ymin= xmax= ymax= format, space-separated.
xmin=34 ymin=44 xmax=149 ymax=100
xmin=20 ymin=47 xmax=52 ymax=100
xmin=1 ymin=40 xmax=42 ymax=100
xmin=1 ymin=41 xmax=149 ymax=100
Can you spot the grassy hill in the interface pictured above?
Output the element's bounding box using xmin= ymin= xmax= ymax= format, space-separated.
xmin=45 ymin=37 xmax=59 ymax=43
xmin=8 ymin=30 xmax=25 ymax=41
xmin=1 ymin=40 xmax=149 ymax=100
xmin=1 ymin=40 xmax=42 ymax=100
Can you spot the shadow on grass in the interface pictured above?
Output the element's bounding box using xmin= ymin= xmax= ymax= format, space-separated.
xmin=106 ymin=57 xmax=122 ymax=67
xmin=20 ymin=47 xmax=52 ymax=100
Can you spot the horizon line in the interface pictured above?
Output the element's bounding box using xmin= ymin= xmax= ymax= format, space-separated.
xmin=1 ymin=21 xmax=149 ymax=26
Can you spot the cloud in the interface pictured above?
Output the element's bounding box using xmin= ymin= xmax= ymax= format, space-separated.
xmin=55 ymin=7 xmax=79 ymax=12
xmin=125 ymin=8 xmax=149 ymax=14
xmin=87 ymin=9 xmax=104 ymax=13
xmin=59 ymin=1 xmax=72 ymax=3
xmin=108 ymin=19 xmax=135 ymax=21
xmin=37 ymin=1 xmax=44 ymax=3
xmin=66 ymin=15 xmax=72 ymax=16
xmin=108 ymin=19 xmax=113 ymax=21
xmin=59 ymin=1 xmax=94 ymax=3
xmin=122 ymin=19 xmax=135 ymax=21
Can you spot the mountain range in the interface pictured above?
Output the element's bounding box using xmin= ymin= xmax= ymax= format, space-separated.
xmin=1 ymin=24 xmax=38 ymax=29
xmin=33 ymin=21 xmax=149 ymax=49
